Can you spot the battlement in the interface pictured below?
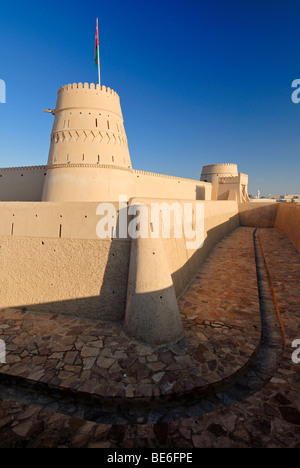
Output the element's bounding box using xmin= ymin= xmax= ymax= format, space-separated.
xmin=54 ymin=82 xmax=123 ymax=118
xmin=0 ymin=165 xmax=47 ymax=173
xmin=133 ymin=169 xmax=210 ymax=184
xmin=57 ymin=83 xmax=120 ymax=100
xmin=219 ymin=175 xmax=240 ymax=183
xmin=202 ymin=164 xmax=238 ymax=172
xmin=203 ymin=163 xmax=237 ymax=168
xmin=201 ymin=163 xmax=238 ymax=182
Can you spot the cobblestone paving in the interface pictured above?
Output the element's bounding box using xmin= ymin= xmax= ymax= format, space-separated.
xmin=0 ymin=228 xmax=261 ymax=405
xmin=0 ymin=227 xmax=299 ymax=448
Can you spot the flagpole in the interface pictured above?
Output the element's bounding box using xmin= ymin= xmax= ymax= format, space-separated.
xmin=97 ymin=18 xmax=101 ymax=87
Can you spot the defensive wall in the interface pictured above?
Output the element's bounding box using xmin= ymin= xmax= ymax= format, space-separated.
xmin=0 ymin=165 xmax=211 ymax=202
xmin=274 ymin=202 xmax=300 ymax=251
xmin=238 ymin=201 xmax=279 ymax=228
xmin=0 ymin=201 xmax=130 ymax=321
xmin=0 ymin=166 xmax=47 ymax=201
xmin=0 ymin=200 xmax=238 ymax=327
xmin=0 ymin=198 xmax=298 ymax=343
xmin=133 ymin=170 xmax=211 ymax=201
xmin=239 ymin=201 xmax=300 ymax=252
xmin=0 ymin=81 xmax=297 ymax=343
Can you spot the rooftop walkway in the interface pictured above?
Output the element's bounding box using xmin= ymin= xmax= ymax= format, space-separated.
xmin=0 ymin=227 xmax=299 ymax=447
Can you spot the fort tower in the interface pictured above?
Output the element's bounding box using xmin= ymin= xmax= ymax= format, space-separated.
xmin=42 ymin=83 xmax=134 ymax=202
xmin=200 ymin=163 xmax=250 ymax=202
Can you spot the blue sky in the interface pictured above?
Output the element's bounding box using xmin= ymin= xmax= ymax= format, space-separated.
xmin=0 ymin=0 xmax=300 ymax=196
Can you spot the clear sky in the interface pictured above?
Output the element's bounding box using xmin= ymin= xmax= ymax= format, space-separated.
xmin=0 ymin=0 xmax=300 ymax=196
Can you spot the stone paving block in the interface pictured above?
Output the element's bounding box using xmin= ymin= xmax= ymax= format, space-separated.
xmin=0 ymin=227 xmax=299 ymax=447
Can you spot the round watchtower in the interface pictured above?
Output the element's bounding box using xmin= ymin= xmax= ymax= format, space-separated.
xmin=42 ymin=83 xmax=134 ymax=202
xmin=200 ymin=164 xmax=238 ymax=200
xmin=200 ymin=163 xmax=238 ymax=183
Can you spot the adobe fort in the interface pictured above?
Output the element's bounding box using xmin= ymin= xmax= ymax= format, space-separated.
xmin=0 ymin=82 xmax=298 ymax=344
xmin=0 ymin=82 xmax=254 ymax=342
xmin=0 ymin=82 xmax=299 ymax=448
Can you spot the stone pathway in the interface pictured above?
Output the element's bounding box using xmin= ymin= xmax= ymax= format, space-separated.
xmin=0 ymin=229 xmax=261 ymax=409
xmin=0 ymin=227 xmax=299 ymax=447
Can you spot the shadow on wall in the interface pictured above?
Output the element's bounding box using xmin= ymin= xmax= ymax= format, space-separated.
xmin=238 ymin=202 xmax=279 ymax=228
xmin=124 ymin=285 xmax=184 ymax=345
xmin=275 ymin=203 xmax=300 ymax=252
xmin=2 ymin=207 xmax=131 ymax=322
xmin=196 ymin=185 xmax=206 ymax=200
xmin=171 ymin=213 xmax=240 ymax=297
xmin=6 ymin=210 xmax=240 ymax=328
xmin=21 ymin=237 xmax=131 ymax=323
xmin=14 ymin=202 xmax=298 ymax=338
xmin=238 ymin=202 xmax=300 ymax=252
xmin=9 ymin=285 xmax=185 ymax=346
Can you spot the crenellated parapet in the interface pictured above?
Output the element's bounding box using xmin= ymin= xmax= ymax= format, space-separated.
xmin=134 ymin=169 xmax=209 ymax=184
xmin=219 ymin=175 xmax=241 ymax=184
xmin=57 ymin=82 xmax=120 ymax=98
xmin=0 ymin=165 xmax=47 ymax=173
xmin=55 ymin=83 xmax=121 ymax=117
xmin=203 ymin=163 xmax=237 ymax=167
xmin=200 ymin=163 xmax=238 ymax=180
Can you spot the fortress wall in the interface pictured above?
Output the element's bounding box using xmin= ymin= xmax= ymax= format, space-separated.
xmin=0 ymin=199 xmax=239 ymax=320
xmin=133 ymin=170 xmax=212 ymax=201
xmin=124 ymin=198 xmax=239 ymax=344
xmin=127 ymin=198 xmax=239 ymax=298
xmin=0 ymin=166 xmax=46 ymax=201
xmin=238 ymin=202 xmax=279 ymax=227
xmin=0 ymin=164 xmax=212 ymax=203
xmin=42 ymin=165 xmax=135 ymax=202
xmin=274 ymin=203 xmax=300 ymax=251
xmin=0 ymin=201 xmax=123 ymax=239
xmin=164 ymin=200 xmax=240 ymax=296
xmin=0 ymin=202 xmax=130 ymax=320
xmin=0 ymin=236 xmax=130 ymax=320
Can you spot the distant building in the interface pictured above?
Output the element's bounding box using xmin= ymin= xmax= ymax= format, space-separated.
xmin=267 ymin=194 xmax=300 ymax=203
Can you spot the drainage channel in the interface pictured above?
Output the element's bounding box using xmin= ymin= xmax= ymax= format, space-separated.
xmin=0 ymin=228 xmax=286 ymax=425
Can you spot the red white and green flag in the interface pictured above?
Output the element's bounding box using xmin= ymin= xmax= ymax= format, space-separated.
xmin=95 ymin=18 xmax=101 ymax=85
xmin=95 ymin=18 xmax=99 ymax=68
